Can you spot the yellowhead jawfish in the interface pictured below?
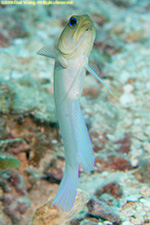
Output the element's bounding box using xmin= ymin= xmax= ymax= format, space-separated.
xmin=37 ymin=14 xmax=111 ymax=211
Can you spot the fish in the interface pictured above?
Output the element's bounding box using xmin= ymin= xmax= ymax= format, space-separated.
xmin=37 ymin=14 xmax=111 ymax=212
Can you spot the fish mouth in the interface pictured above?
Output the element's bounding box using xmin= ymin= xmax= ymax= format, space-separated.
xmin=75 ymin=19 xmax=95 ymax=42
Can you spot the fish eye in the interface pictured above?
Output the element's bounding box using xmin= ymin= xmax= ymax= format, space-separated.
xmin=69 ymin=17 xmax=77 ymax=27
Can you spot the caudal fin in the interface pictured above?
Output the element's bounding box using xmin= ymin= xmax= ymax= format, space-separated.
xmin=72 ymin=100 xmax=95 ymax=172
xmin=52 ymin=164 xmax=78 ymax=211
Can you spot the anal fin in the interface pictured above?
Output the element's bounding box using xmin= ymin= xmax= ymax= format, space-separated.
xmin=72 ymin=100 xmax=94 ymax=172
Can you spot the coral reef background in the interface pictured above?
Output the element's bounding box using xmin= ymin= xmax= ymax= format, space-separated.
xmin=0 ymin=0 xmax=150 ymax=224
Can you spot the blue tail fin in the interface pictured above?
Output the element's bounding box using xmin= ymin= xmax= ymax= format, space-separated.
xmin=52 ymin=164 xmax=78 ymax=211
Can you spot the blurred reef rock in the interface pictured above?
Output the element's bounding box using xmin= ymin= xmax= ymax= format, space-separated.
xmin=0 ymin=0 xmax=150 ymax=224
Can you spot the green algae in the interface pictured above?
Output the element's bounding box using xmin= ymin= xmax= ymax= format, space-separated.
xmin=0 ymin=152 xmax=20 ymax=170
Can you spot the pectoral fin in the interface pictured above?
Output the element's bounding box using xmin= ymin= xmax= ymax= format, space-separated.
xmin=37 ymin=46 xmax=68 ymax=68
xmin=37 ymin=46 xmax=57 ymax=59
xmin=85 ymin=64 xmax=112 ymax=94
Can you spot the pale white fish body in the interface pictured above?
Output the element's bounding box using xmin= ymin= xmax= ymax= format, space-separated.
xmin=54 ymin=56 xmax=87 ymax=104
xmin=37 ymin=14 xmax=112 ymax=212
xmin=52 ymin=55 xmax=94 ymax=211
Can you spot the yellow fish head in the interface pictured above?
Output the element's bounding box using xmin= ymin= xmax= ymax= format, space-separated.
xmin=58 ymin=14 xmax=96 ymax=59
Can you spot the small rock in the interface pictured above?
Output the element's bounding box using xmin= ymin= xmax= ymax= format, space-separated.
xmin=0 ymin=32 xmax=10 ymax=47
xmin=69 ymin=217 xmax=83 ymax=225
xmin=140 ymin=187 xmax=150 ymax=198
xmin=126 ymin=194 xmax=141 ymax=202
xmin=123 ymin=84 xmax=134 ymax=94
xmin=122 ymin=222 xmax=134 ymax=225
xmin=111 ymin=0 xmax=136 ymax=7
xmin=103 ymin=221 xmax=113 ymax=225
xmin=83 ymin=87 xmax=99 ymax=99
xmin=115 ymin=134 xmax=131 ymax=154
xmin=90 ymin=132 xmax=108 ymax=152
xmin=87 ymin=198 xmax=121 ymax=224
xmin=119 ymin=93 xmax=135 ymax=108
xmin=92 ymin=13 xmax=106 ymax=26
xmin=80 ymin=218 xmax=100 ymax=225
xmin=0 ymin=170 xmax=30 ymax=223
xmin=44 ymin=158 xmax=64 ymax=183
xmin=31 ymin=189 xmax=89 ymax=225
xmin=111 ymin=156 xmax=132 ymax=171
xmin=140 ymin=198 xmax=150 ymax=208
xmin=138 ymin=157 xmax=150 ymax=184
xmin=95 ymin=155 xmax=132 ymax=172
xmin=96 ymin=182 xmax=123 ymax=198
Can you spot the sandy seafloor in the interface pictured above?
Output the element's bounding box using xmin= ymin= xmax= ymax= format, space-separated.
xmin=0 ymin=0 xmax=150 ymax=224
